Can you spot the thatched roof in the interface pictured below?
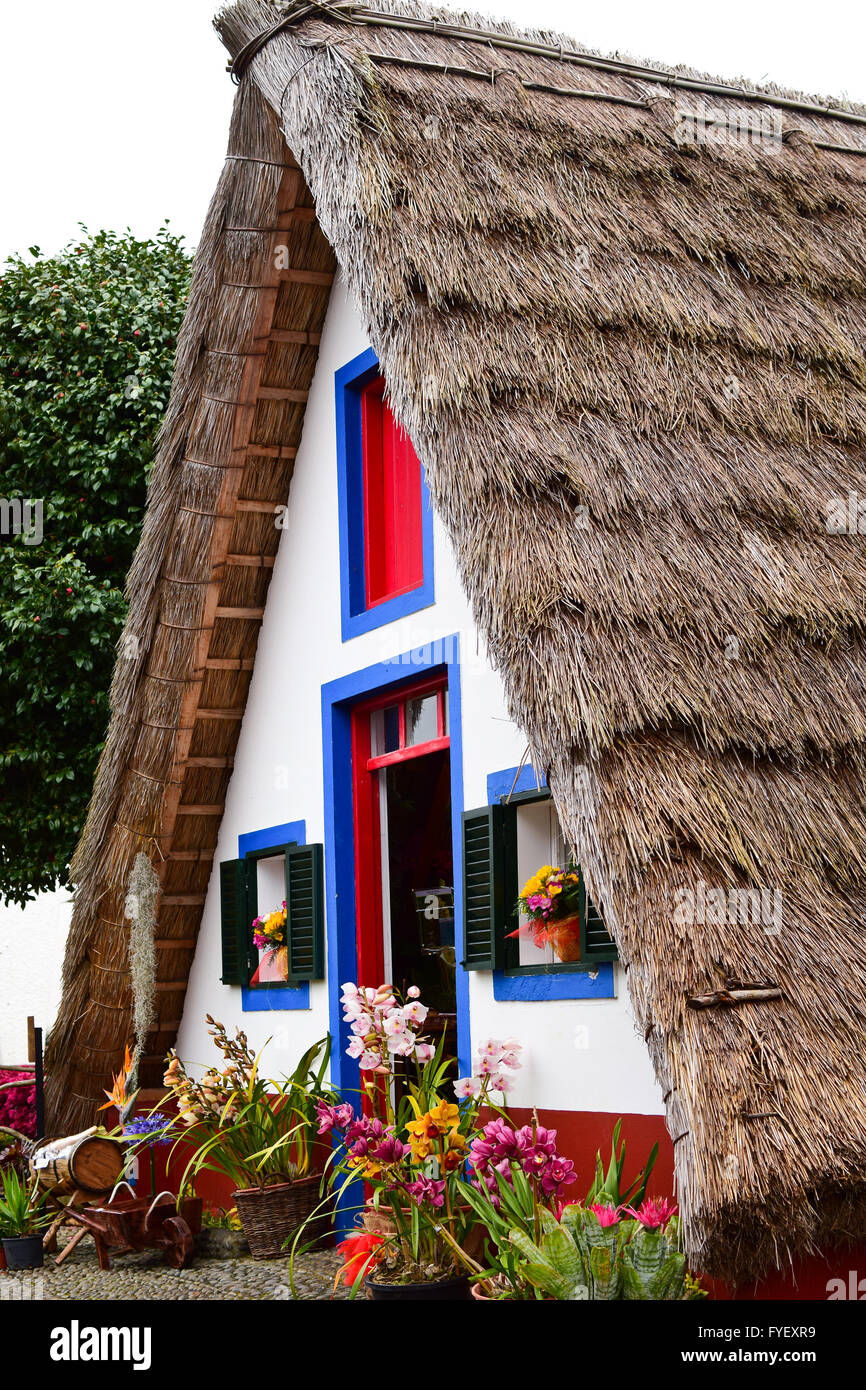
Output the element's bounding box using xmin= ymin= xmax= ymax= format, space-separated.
xmin=46 ymin=0 xmax=866 ymax=1281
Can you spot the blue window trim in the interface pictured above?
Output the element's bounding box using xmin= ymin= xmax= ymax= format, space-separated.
xmin=239 ymin=820 xmax=310 ymax=1012
xmin=485 ymin=767 xmax=615 ymax=1003
xmin=335 ymin=347 xmax=435 ymax=641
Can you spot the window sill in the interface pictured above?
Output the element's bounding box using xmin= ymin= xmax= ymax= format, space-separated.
xmin=342 ymin=581 xmax=435 ymax=641
xmin=241 ymin=983 xmax=310 ymax=1012
xmin=492 ymin=964 xmax=615 ymax=1002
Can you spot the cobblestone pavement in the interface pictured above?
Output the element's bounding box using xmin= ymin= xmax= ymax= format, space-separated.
xmin=0 ymin=1231 xmax=351 ymax=1301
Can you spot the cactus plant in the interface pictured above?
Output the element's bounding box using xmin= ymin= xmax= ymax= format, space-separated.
xmin=508 ymin=1205 xmax=706 ymax=1300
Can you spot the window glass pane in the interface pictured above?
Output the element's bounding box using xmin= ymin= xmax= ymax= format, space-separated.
xmin=371 ymin=704 xmax=400 ymax=755
xmin=405 ymin=693 xmax=438 ymax=747
xmin=515 ymin=801 xmax=559 ymax=967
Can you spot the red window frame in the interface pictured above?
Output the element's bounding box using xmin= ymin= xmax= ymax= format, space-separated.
xmin=350 ymin=675 xmax=450 ymax=984
xmin=361 ymin=376 xmax=424 ymax=609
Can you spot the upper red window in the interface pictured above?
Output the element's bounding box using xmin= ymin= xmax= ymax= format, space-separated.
xmin=361 ymin=376 xmax=424 ymax=607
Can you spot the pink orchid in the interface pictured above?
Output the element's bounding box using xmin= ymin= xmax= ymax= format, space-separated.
xmin=453 ymin=1076 xmax=481 ymax=1100
xmin=401 ymin=1001 xmax=428 ymax=1025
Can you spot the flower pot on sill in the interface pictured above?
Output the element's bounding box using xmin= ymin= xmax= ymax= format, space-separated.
xmin=550 ymin=913 xmax=582 ymax=964
xmin=233 ymin=1173 xmax=330 ymax=1260
xmin=368 ymin=1272 xmax=471 ymax=1301
xmin=2 ymin=1235 xmax=44 ymax=1270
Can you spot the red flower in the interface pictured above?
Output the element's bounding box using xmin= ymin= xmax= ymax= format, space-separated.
xmin=336 ymin=1231 xmax=383 ymax=1286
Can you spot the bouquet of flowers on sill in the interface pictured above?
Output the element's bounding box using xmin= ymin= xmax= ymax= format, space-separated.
xmin=252 ymin=900 xmax=287 ymax=957
xmin=508 ymin=863 xmax=583 ymax=963
xmin=304 ymin=982 xmax=523 ymax=1296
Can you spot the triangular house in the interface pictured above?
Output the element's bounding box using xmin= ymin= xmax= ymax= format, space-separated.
xmin=46 ymin=0 xmax=866 ymax=1283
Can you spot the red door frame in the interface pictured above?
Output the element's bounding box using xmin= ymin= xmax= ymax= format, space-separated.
xmin=350 ymin=674 xmax=450 ymax=986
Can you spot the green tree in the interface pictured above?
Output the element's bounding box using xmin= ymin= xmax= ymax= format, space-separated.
xmin=0 ymin=226 xmax=191 ymax=905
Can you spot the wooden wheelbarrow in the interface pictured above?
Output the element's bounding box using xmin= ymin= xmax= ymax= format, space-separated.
xmin=74 ymin=1189 xmax=202 ymax=1271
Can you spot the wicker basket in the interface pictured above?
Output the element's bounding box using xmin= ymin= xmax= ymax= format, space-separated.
xmin=232 ymin=1174 xmax=330 ymax=1260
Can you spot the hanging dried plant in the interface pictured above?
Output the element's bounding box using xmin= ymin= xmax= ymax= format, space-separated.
xmin=124 ymin=852 xmax=159 ymax=1084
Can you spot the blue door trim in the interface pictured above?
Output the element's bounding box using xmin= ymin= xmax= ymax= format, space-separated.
xmin=321 ymin=634 xmax=469 ymax=1101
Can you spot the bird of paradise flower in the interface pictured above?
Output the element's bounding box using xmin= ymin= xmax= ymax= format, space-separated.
xmin=97 ymin=1044 xmax=139 ymax=1127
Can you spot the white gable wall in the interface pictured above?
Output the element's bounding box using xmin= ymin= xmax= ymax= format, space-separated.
xmin=178 ymin=273 xmax=662 ymax=1118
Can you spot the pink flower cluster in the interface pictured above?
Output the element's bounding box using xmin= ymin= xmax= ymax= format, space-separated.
xmin=404 ymin=1174 xmax=445 ymax=1208
xmin=340 ymin=982 xmax=433 ymax=1071
xmin=315 ymin=1102 xmax=406 ymax=1167
xmin=316 ymin=1102 xmax=444 ymax=1208
xmin=469 ymin=1117 xmax=577 ymax=1205
xmin=0 ymin=1070 xmax=36 ymax=1138
xmin=453 ymin=1037 xmax=522 ymax=1099
xmin=579 ymin=1197 xmax=678 ymax=1230
xmin=526 ymin=893 xmax=555 ymax=920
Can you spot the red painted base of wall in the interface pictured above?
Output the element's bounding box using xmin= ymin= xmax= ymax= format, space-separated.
xmin=503 ymin=1107 xmax=675 ymax=1202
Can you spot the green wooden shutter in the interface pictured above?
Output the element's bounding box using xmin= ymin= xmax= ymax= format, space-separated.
xmin=579 ymin=874 xmax=618 ymax=961
xmin=461 ymin=804 xmax=509 ymax=970
xmin=220 ymin=858 xmax=249 ymax=985
xmin=284 ymin=843 xmax=325 ymax=982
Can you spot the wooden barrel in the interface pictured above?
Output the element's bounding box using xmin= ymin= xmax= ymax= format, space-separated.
xmin=31 ymin=1133 xmax=125 ymax=1195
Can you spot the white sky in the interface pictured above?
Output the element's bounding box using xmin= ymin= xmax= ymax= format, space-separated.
xmin=1 ymin=0 xmax=864 ymax=263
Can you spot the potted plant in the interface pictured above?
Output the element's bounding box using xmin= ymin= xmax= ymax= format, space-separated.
xmin=509 ymin=1200 xmax=707 ymax=1300
xmin=161 ymin=1021 xmax=336 ymax=1259
xmin=309 ymin=983 xmax=523 ymax=1300
xmin=453 ymin=1118 xmax=690 ymax=1300
xmin=0 ymin=1169 xmax=51 ymax=1270
xmin=508 ymin=863 xmax=585 ymax=963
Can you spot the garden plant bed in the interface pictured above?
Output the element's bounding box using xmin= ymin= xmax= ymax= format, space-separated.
xmin=7 ymin=1228 xmax=352 ymax=1301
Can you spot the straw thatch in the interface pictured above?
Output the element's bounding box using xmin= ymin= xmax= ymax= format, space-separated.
xmin=46 ymin=0 xmax=866 ymax=1282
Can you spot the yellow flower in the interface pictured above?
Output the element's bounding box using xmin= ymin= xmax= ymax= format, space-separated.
xmin=407 ymin=1131 xmax=434 ymax=1163
xmin=405 ymin=1096 xmax=461 ymax=1164
xmin=428 ymin=1098 xmax=460 ymax=1132
xmin=349 ymin=1155 xmax=382 ymax=1179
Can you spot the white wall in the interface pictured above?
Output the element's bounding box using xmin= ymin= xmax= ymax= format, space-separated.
xmin=177 ymin=273 xmax=662 ymax=1117
xmin=0 ymin=887 xmax=72 ymax=1065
